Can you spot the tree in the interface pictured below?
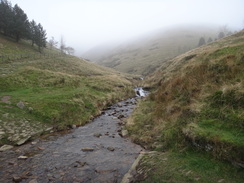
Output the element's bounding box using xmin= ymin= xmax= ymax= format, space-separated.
xmin=65 ymin=46 xmax=75 ymax=55
xmin=198 ymin=37 xmax=206 ymax=47
xmin=0 ymin=0 xmax=14 ymax=36
xmin=12 ymin=4 xmax=29 ymax=42
xmin=60 ymin=36 xmax=66 ymax=54
xmin=29 ymin=20 xmax=37 ymax=46
xmin=207 ymin=37 xmax=213 ymax=43
xmin=35 ymin=23 xmax=47 ymax=52
xmin=48 ymin=36 xmax=58 ymax=49
xmin=218 ymin=32 xmax=225 ymax=39
xmin=0 ymin=0 xmax=48 ymax=52
xmin=226 ymin=31 xmax=233 ymax=36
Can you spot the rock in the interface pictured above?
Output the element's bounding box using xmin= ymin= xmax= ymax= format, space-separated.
xmin=107 ymin=147 xmax=115 ymax=151
xmin=31 ymin=141 xmax=37 ymax=145
xmin=2 ymin=113 xmax=9 ymax=118
xmin=45 ymin=127 xmax=53 ymax=132
xmin=117 ymin=114 xmax=125 ymax=119
xmin=0 ymin=131 xmax=5 ymax=135
xmin=18 ymin=155 xmax=28 ymax=160
xmin=12 ymin=175 xmax=22 ymax=182
xmin=95 ymin=169 xmax=116 ymax=173
xmin=29 ymin=179 xmax=38 ymax=183
xmin=136 ymin=90 xmax=140 ymax=96
xmin=72 ymin=135 xmax=77 ymax=138
xmin=101 ymin=111 xmax=105 ymax=115
xmin=71 ymin=125 xmax=77 ymax=129
xmin=75 ymin=161 xmax=87 ymax=167
xmin=17 ymin=101 xmax=25 ymax=109
xmin=1 ymin=96 xmax=11 ymax=104
xmin=28 ymin=107 xmax=33 ymax=112
xmin=0 ymin=144 xmax=14 ymax=152
xmin=218 ymin=179 xmax=225 ymax=183
xmin=8 ymin=160 xmax=15 ymax=165
xmin=37 ymin=146 xmax=45 ymax=150
xmin=17 ymin=136 xmax=31 ymax=145
xmin=81 ymin=148 xmax=94 ymax=152
xmin=121 ymin=130 xmax=129 ymax=137
xmin=93 ymin=133 xmax=102 ymax=138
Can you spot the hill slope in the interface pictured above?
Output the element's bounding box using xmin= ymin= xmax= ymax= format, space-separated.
xmin=127 ymin=31 xmax=244 ymax=182
xmin=0 ymin=36 xmax=137 ymax=146
xmin=83 ymin=25 xmax=220 ymax=76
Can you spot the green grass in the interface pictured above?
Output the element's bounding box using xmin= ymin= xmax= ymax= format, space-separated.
xmin=136 ymin=150 xmax=244 ymax=183
xmin=128 ymin=31 xmax=244 ymax=182
xmin=0 ymin=35 xmax=138 ymax=145
xmin=210 ymin=45 xmax=244 ymax=59
xmin=0 ymin=33 xmax=60 ymax=55
xmin=182 ymin=89 xmax=244 ymax=162
xmin=0 ymin=67 xmax=134 ymax=128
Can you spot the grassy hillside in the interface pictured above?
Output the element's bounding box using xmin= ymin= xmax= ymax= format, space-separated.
xmin=83 ymin=25 xmax=220 ymax=76
xmin=127 ymin=31 xmax=244 ymax=182
xmin=0 ymin=35 xmax=137 ymax=146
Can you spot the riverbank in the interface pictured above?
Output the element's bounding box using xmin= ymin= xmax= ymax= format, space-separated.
xmin=0 ymin=97 xmax=144 ymax=183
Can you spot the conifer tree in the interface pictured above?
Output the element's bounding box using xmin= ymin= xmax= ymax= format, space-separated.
xmin=29 ymin=19 xmax=37 ymax=46
xmin=35 ymin=23 xmax=47 ymax=52
xmin=198 ymin=37 xmax=206 ymax=47
xmin=218 ymin=32 xmax=225 ymax=39
xmin=0 ymin=0 xmax=48 ymax=53
xmin=12 ymin=4 xmax=29 ymax=42
xmin=207 ymin=37 xmax=213 ymax=43
xmin=0 ymin=0 xmax=14 ymax=36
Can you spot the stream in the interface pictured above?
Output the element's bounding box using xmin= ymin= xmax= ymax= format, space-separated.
xmin=0 ymin=90 xmax=147 ymax=183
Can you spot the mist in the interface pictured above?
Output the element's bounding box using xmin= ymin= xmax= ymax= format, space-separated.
xmin=10 ymin=0 xmax=244 ymax=55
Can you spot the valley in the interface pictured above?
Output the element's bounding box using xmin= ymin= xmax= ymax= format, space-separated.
xmin=0 ymin=3 xmax=243 ymax=181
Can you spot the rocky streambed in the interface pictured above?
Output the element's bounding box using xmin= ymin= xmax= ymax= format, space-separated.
xmin=0 ymin=97 xmax=144 ymax=183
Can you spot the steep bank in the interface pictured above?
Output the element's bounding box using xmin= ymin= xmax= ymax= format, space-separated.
xmin=127 ymin=31 xmax=244 ymax=182
xmin=0 ymin=36 xmax=139 ymax=146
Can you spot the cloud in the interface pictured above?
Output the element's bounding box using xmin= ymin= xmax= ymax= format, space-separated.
xmin=10 ymin=0 xmax=244 ymax=53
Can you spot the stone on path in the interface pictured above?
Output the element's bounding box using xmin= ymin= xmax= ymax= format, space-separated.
xmin=121 ymin=130 xmax=129 ymax=137
xmin=29 ymin=179 xmax=38 ymax=183
xmin=75 ymin=161 xmax=87 ymax=167
xmin=81 ymin=148 xmax=94 ymax=152
xmin=18 ymin=155 xmax=28 ymax=160
xmin=0 ymin=144 xmax=14 ymax=152
xmin=107 ymin=147 xmax=115 ymax=151
xmin=93 ymin=133 xmax=102 ymax=138
xmin=12 ymin=175 xmax=22 ymax=183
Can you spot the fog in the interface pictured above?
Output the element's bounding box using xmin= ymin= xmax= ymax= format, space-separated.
xmin=10 ymin=0 xmax=244 ymax=55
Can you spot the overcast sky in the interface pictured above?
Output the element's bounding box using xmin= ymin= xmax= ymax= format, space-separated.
xmin=10 ymin=0 xmax=244 ymax=54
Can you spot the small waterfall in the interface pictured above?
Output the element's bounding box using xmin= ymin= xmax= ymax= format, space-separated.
xmin=135 ymin=87 xmax=149 ymax=97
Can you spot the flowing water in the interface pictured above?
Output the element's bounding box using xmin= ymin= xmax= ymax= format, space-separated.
xmin=0 ymin=96 xmax=145 ymax=183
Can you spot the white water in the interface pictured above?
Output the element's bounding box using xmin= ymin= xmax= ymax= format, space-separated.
xmin=135 ymin=87 xmax=148 ymax=97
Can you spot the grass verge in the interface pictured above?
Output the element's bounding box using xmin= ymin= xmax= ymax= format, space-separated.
xmin=134 ymin=150 xmax=244 ymax=183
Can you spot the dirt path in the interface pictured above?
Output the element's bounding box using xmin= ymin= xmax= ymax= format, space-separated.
xmin=0 ymin=98 xmax=144 ymax=183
